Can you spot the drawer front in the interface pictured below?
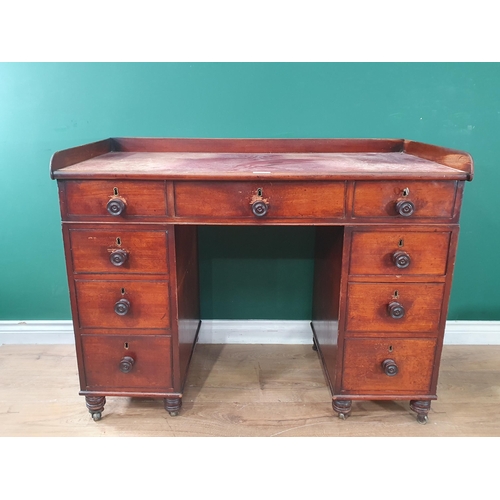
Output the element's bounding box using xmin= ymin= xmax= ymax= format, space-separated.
xmin=342 ymin=338 xmax=436 ymax=394
xmin=174 ymin=181 xmax=346 ymax=219
xmin=349 ymin=230 xmax=451 ymax=276
xmin=81 ymin=335 xmax=173 ymax=391
xmin=69 ymin=228 xmax=169 ymax=274
xmin=65 ymin=180 xmax=167 ymax=218
xmin=75 ymin=280 xmax=171 ymax=329
xmin=352 ymin=181 xmax=457 ymax=219
xmin=345 ymin=283 xmax=445 ymax=334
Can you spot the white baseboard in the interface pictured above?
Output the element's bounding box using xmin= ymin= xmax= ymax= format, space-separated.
xmin=0 ymin=319 xmax=499 ymax=345
xmin=198 ymin=320 xmax=312 ymax=344
xmin=441 ymin=320 xmax=500 ymax=345
xmin=0 ymin=321 xmax=75 ymax=344
xmin=198 ymin=320 xmax=500 ymax=345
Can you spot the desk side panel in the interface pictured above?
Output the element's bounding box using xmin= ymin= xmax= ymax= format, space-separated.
xmin=174 ymin=225 xmax=201 ymax=392
xmin=50 ymin=138 xmax=114 ymax=179
xmin=404 ymin=140 xmax=474 ymax=180
xmin=311 ymin=226 xmax=344 ymax=395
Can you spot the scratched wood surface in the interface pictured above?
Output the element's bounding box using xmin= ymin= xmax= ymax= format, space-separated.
xmin=0 ymin=344 xmax=498 ymax=437
xmin=54 ymin=152 xmax=467 ymax=180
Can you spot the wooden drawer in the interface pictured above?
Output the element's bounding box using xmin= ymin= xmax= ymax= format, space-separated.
xmin=345 ymin=283 xmax=445 ymax=334
xmin=69 ymin=228 xmax=169 ymax=274
xmin=81 ymin=335 xmax=173 ymax=391
xmin=352 ymin=181 xmax=457 ymax=219
xmin=64 ymin=180 xmax=167 ymax=218
xmin=349 ymin=230 xmax=451 ymax=276
xmin=174 ymin=181 xmax=345 ymax=219
xmin=341 ymin=338 xmax=437 ymax=394
xmin=75 ymin=280 xmax=171 ymax=330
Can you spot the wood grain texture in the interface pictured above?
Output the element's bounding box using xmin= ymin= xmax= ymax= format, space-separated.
xmin=173 ymin=225 xmax=201 ymax=391
xmin=51 ymin=137 xmax=472 ymax=421
xmin=0 ymin=344 xmax=498 ymax=437
xmin=53 ymin=151 xmax=469 ymax=181
xmin=341 ymin=338 xmax=437 ymax=394
xmin=344 ymin=282 xmax=445 ymax=334
xmin=75 ymin=280 xmax=171 ymax=330
xmin=69 ymin=228 xmax=170 ymax=275
xmin=114 ymin=137 xmax=405 ymax=154
xmin=352 ymin=180 xmax=458 ymax=219
xmin=311 ymin=227 xmax=344 ymax=393
xmin=174 ymin=181 xmax=345 ymax=219
xmin=348 ymin=229 xmax=451 ymax=277
xmin=404 ymin=140 xmax=474 ymax=180
xmin=64 ymin=180 xmax=167 ymax=218
xmin=49 ymin=138 xmax=114 ymax=178
xmin=50 ymin=138 xmax=473 ymax=181
xmin=81 ymin=335 xmax=173 ymax=392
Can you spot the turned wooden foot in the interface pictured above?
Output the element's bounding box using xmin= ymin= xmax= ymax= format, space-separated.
xmin=85 ymin=396 xmax=106 ymax=421
xmin=332 ymin=399 xmax=352 ymax=420
xmin=410 ymin=399 xmax=431 ymax=424
xmin=164 ymin=397 xmax=182 ymax=417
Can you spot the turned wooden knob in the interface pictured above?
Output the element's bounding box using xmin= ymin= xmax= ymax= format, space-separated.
xmin=252 ymin=200 xmax=268 ymax=217
xmin=114 ymin=298 xmax=130 ymax=316
xmin=388 ymin=301 xmax=405 ymax=319
xmin=109 ymin=249 xmax=129 ymax=266
xmin=119 ymin=356 xmax=135 ymax=373
xmin=382 ymin=358 xmax=399 ymax=376
xmin=107 ymin=197 xmax=126 ymax=216
xmin=395 ymin=200 xmax=415 ymax=217
xmin=392 ymin=251 xmax=411 ymax=269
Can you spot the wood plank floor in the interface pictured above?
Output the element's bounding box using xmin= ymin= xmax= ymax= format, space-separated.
xmin=0 ymin=343 xmax=499 ymax=437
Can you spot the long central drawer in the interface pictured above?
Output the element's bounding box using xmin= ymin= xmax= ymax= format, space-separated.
xmin=173 ymin=181 xmax=346 ymax=219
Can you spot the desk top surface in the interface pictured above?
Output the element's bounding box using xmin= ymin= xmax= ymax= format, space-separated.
xmin=50 ymin=138 xmax=474 ymax=181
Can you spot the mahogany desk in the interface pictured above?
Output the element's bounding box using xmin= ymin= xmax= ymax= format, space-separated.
xmin=50 ymin=138 xmax=473 ymax=423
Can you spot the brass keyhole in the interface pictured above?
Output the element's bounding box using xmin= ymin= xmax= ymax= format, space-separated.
xmin=393 ymin=290 xmax=399 ymax=299
xmin=124 ymin=342 xmax=129 ymax=350
xmin=116 ymin=237 xmax=122 ymax=246
xmin=388 ymin=345 xmax=393 ymax=353
xmin=121 ymin=287 xmax=126 ymax=295
xmin=257 ymin=188 xmax=263 ymax=197
xmin=398 ymin=238 xmax=404 ymax=248
xmin=113 ymin=187 xmax=119 ymax=196
xmin=402 ymin=188 xmax=410 ymax=197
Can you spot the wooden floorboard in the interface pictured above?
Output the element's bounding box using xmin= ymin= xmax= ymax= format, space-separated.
xmin=0 ymin=344 xmax=499 ymax=437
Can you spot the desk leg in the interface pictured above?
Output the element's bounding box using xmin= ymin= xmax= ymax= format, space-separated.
xmin=332 ymin=399 xmax=352 ymax=420
xmin=410 ymin=399 xmax=431 ymax=424
xmin=312 ymin=337 xmax=318 ymax=351
xmin=85 ymin=396 xmax=106 ymax=421
xmin=164 ymin=396 xmax=182 ymax=417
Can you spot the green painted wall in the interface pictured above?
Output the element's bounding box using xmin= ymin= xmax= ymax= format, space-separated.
xmin=1 ymin=63 xmax=498 ymax=321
